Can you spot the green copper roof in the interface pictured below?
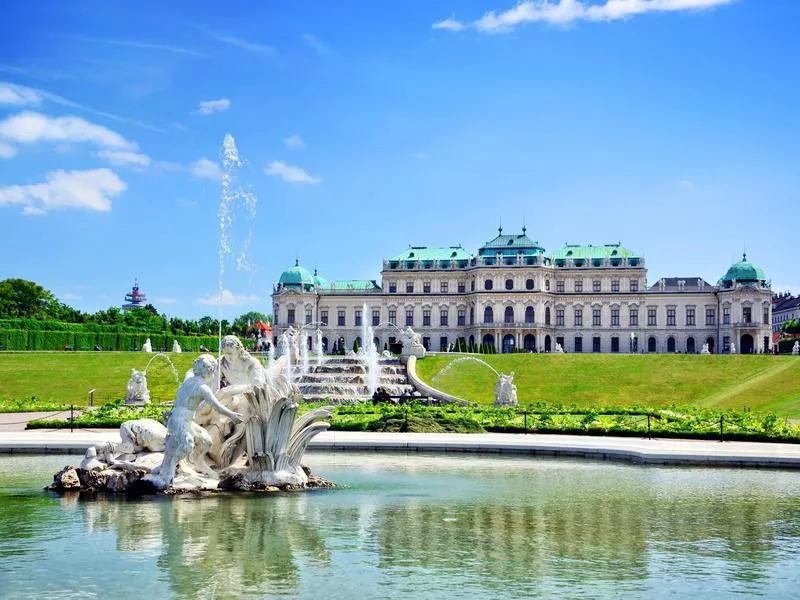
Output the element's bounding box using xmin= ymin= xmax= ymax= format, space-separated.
xmin=312 ymin=269 xmax=330 ymax=289
xmin=388 ymin=246 xmax=473 ymax=262
xmin=479 ymin=230 xmax=545 ymax=256
xmin=719 ymin=254 xmax=766 ymax=284
xmin=278 ymin=261 xmax=315 ymax=287
xmin=551 ymin=243 xmax=638 ymax=260
xmin=320 ymin=279 xmax=381 ymax=291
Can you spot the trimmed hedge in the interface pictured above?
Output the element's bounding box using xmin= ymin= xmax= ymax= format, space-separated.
xmin=0 ymin=326 xmax=220 ymax=352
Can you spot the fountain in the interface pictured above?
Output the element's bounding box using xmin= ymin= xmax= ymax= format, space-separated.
xmin=315 ymin=328 xmax=324 ymax=356
xmin=142 ymin=338 xmax=152 ymax=353
xmin=122 ymin=353 xmax=179 ymax=405
xmin=172 ymin=339 xmax=181 ymax=353
xmin=793 ymin=341 xmax=799 ymax=356
xmin=431 ymin=356 xmax=516 ymax=405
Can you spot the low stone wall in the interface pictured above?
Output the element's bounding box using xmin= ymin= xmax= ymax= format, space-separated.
xmin=405 ymin=356 xmax=470 ymax=406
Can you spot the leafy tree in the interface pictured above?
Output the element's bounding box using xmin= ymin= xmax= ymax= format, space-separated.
xmin=0 ymin=278 xmax=59 ymax=319
xmin=231 ymin=311 xmax=270 ymax=335
xmin=353 ymin=338 xmax=360 ymax=354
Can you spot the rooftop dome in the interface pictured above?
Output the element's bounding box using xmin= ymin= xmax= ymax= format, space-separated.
xmin=719 ymin=253 xmax=767 ymax=285
xmin=312 ymin=268 xmax=330 ymax=289
xmin=278 ymin=260 xmax=315 ymax=288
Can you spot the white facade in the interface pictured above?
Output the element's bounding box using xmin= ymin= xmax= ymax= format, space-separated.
xmin=272 ymin=232 xmax=773 ymax=355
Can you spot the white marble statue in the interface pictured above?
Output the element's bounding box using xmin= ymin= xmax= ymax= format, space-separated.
xmin=82 ymin=418 xmax=168 ymax=471
xmin=147 ymin=354 xmax=246 ymax=490
xmin=793 ymin=341 xmax=799 ymax=356
xmin=701 ymin=343 xmax=710 ymax=355
xmin=400 ymin=326 xmax=426 ymax=362
xmin=730 ymin=343 xmax=737 ymax=355
xmin=172 ymin=339 xmax=181 ymax=353
xmin=142 ymin=338 xmax=153 ymax=353
xmin=494 ymin=372 xmax=518 ymax=407
xmin=124 ymin=368 xmax=150 ymax=405
xmin=554 ymin=343 xmax=564 ymax=353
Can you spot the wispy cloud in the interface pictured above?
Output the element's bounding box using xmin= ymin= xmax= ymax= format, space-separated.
xmin=0 ymin=82 xmax=43 ymax=106
xmin=190 ymin=157 xmax=222 ymax=181
xmin=434 ymin=0 xmax=734 ymax=33
xmin=194 ymin=25 xmax=275 ymax=56
xmin=283 ymin=134 xmax=305 ymax=150
xmin=265 ymin=161 xmax=321 ymax=184
xmin=0 ymin=168 xmax=126 ymax=215
xmin=196 ymin=97 xmax=231 ymax=115
xmin=301 ymin=33 xmax=334 ymax=57
xmin=63 ymin=35 xmax=208 ymax=58
xmin=96 ymin=149 xmax=152 ymax=168
xmin=197 ymin=289 xmax=260 ymax=306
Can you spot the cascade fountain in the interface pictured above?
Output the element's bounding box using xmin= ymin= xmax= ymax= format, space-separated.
xmin=300 ymin=331 xmax=310 ymax=375
xmin=431 ymin=356 xmax=516 ymax=406
xmin=315 ymin=328 xmax=324 ymax=357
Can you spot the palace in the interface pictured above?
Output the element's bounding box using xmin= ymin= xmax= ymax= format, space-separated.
xmin=272 ymin=229 xmax=773 ymax=355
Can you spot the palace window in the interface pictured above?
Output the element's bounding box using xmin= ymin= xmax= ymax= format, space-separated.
xmin=470 ymin=307 xmax=475 ymax=325
xmin=723 ymin=336 xmax=730 ymax=352
xmin=423 ymin=281 xmax=431 ymax=294
xmin=471 ymin=280 xmax=475 ymax=291
xmin=706 ymin=309 xmax=715 ymax=326
xmin=630 ymin=309 xmax=638 ymax=327
xmin=525 ymin=306 xmax=535 ymax=323
xmin=504 ymin=306 xmax=514 ymax=324
xmin=667 ymin=308 xmax=676 ymax=326
xmin=611 ymin=280 xmax=620 ymax=293
xmin=593 ymin=336 xmax=601 ymax=353
xmin=440 ymin=337 xmax=448 ymax=352
xmin=574 ymin=309 xmax=583 ymax=327
xmin=594 ymin=280 xmax=602 ymax=293
xmin=763 ymin=309 xmax=769 ymax=325
xmin=441 ymin=281 xmax=449 ymax=293
xmin=457 ymin=310 xmax=466 ymax=326
xmin=686 ymin=308 xmax=696 ymax=326
xmin=611 ymin=308 xmax=619 ymax=327
xmin=648 ymin=308 xmax=657 ymax=326
xmin=505 ymin=279 xmax=514 ymax=291
xmin=526 ymin=279 xmax=534 ymax=290
xmin=630 ymin=279 xmax=639 ymax=292
xmin=743 ymin=307 xmax=752 ymax=323
xmin=306 ymin=309 xmax=312 ymax=325
xmin=545 ymin=307 xmax=551 ymax=325
xmin=458 ymin=282 xmax=465 ymax=293
xmin=287 ymin=309 xmax=295 ymax=325
xmin=355 ymin=310 xmax=362 ymax=327
xmin=556 ymin=281 xmax=564 ymax=293
xmin=406 ymin=282 xmax=414 ymax=294
xmin=440 ymin=310 xmax=449 ymax=327
xmin=337 ymin=310 xmax=345 ymax=327
xmin=556 ymin=309 xmax=564 ymax=326
xmin=320 ymin=310 xmax=329 ymax=326
xmin=593 ymin=309 xmax=601 ymax=326
xmin=388 ymin=310 xmax=396 ymax=325
xmin=389 ymin=283 xmax=396 ymax=294
xmin=611 ymin=337 xmax=620 ymax=353
xmin=423 ymin=310 xmax=431 ymax=327
xmin=574 ymin=280 xmax=583 ymax=293
xmin=406 ymin=310 xmax=414 ymax=326
xmin=723 ymin=307 xmax=731 ymax=325
xmin=545 ymin=280 xmax=550 ymax=291
xmin=574 ymin=337 xmax=583 ymax=353
xmin=484 ymin=306 xmax=494 ymax=324
xmin=485 ymin=279 xmax=493 ymax=291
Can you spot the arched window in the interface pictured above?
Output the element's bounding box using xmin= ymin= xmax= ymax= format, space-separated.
xmin=687 ymin=337 xmax=696 ymax=354
xmin=504 ymin=306 xmax=514 ymax=323
xmin=470 ymin=307 xmax=475 ymax=325
xmin=505 ymin=279 xmax=513 ymax=290
xmin=545 ymin=280 xmax=550 ymax=291
xmin=648 ymin=336 xmax=656 ymax=353
xmin=484 ymin=306 xmax=494 ymax=323
xmin=484 ymin=279 xmax=494 ymax=291
xmin=525 ymin=306 xmax=535 ymax=323
xmin=545 ymin=307 xmax=551 ymax=325
xmin=526 ymin=279 xmax=534 ymax=290
xmin=667 ymin=337 xmax=676 ymax=353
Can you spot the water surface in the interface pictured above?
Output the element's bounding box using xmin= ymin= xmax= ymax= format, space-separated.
xmin=1 ymin=453 xmax=800 ymax=599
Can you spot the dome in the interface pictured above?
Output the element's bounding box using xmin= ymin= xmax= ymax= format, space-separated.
xmin=312 ymin=269 xmax=330 ymax=289
xmin=278 ymin=261 xmax=315 ymax=288
xmin=719 ymin=253 xmax=766 ymax=285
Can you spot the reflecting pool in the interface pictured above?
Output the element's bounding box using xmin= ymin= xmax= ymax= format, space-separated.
xmin=2 ymin=453 xmax=800 ymax=599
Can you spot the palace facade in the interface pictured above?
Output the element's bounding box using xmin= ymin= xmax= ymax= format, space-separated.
xmin=272 ymin=229 xmax=773 ymax=355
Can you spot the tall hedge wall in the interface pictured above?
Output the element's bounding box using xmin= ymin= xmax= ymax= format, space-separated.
xmin=0 ymin=327 xmax=220 ymax=352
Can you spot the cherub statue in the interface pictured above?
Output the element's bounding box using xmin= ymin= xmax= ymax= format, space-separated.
xmin=494 ymin=371 xmax=518 ymax=407
xmin=148 ymin=354 xmax=247 ymax=490
xmin=124 ymin=368 xmax=150 ymax=405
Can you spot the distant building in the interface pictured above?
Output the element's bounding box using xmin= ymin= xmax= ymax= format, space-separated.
xmin=772 ymin=293 xmax=800 ymax=334
xmin=122 ymin=279 xmax=148 ymax=311
xmin=272 ymin=229 xmax=773 ymax=354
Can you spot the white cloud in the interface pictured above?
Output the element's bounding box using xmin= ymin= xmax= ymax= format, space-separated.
xmin=197 ymin=289 xmax=260 ymax=306
xmin=435 ymin=0 xmax=734 ymax=33
xmin=0 ymin=141 xmax=16 ymax=158
xmin=432 ymin=16 xmax=466 ymax=31
xmin=265 ymin=160 xmax=321 ymax=184
xmin=283 ymin=134 xmax=305 ymax=150
xmin=0 ymin=111 xmax=138 ymax=152
xmin=301 ymin=33 xmax=334 ymax=57
xmin=96 ymin=149 xmax=151 ymax=168
xmin=0 ymin=82 xmax=43 ymax=106
xmin=196 ymin=98 xmax=231 ymax=115
xmin=194 ymin=26 xmax=275 ymax=55
xmin=190 ymin=157 xmax=222 ymax=181
xmin=0 ymin=168 xmax=126 ymax=215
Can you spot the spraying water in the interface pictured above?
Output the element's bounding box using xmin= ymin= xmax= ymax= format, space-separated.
xmin=315 ymin=328 xmax=324 ymax=357
xmin=431 ymin=356 xmax=499 ymax=385
xmin=144 ymin=352 xmax=179 ymax=382
xmin=300 ymin=334 xmax=310 ymax=375
xmin=365 ymin=325 xmax=379 ymax=395
xmin=279 ymin=332 xmax=293 ymax=382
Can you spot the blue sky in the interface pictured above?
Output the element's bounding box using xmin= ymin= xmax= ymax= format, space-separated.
xmin=0 ymin=0 xmax=797 ymax=319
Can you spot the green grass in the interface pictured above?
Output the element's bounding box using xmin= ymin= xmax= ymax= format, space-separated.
xmin=415 ymin=354 xmax=800 ymax=417
xmin=0 ymin=351 xmax=198 ymax=410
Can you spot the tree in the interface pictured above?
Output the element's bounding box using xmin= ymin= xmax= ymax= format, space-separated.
xmin=353 ymin=338 xmax=360 ymax=354
xmin=232 ymin=311 xmax=271 ymax=335
xmin=0 ymin=278 xmax=61 ymax=319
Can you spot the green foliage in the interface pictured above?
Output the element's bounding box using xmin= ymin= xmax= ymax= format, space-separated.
xmin=27 ymin=399 xmax=170 ymax=429
xmin=231 ymin=311 xmax=271 ymax=335
xmin=353 ymin=338 xmax=360 ymax=354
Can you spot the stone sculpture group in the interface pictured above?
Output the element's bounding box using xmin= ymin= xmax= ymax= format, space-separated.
xmin=494 ymin=372 xmax=518 ymax=407
xmin=53 ymin=336 xmax=334 ymax=495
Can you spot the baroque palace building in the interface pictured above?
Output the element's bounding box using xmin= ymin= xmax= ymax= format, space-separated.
xmin=272 ymin=229 xmax=773 ymax=355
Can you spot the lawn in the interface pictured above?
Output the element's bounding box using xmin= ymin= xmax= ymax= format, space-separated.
xmin=414 ymin=354 xmax=800 ymax=416
xmin=0 ymin=351 xmax=198 ymax=409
